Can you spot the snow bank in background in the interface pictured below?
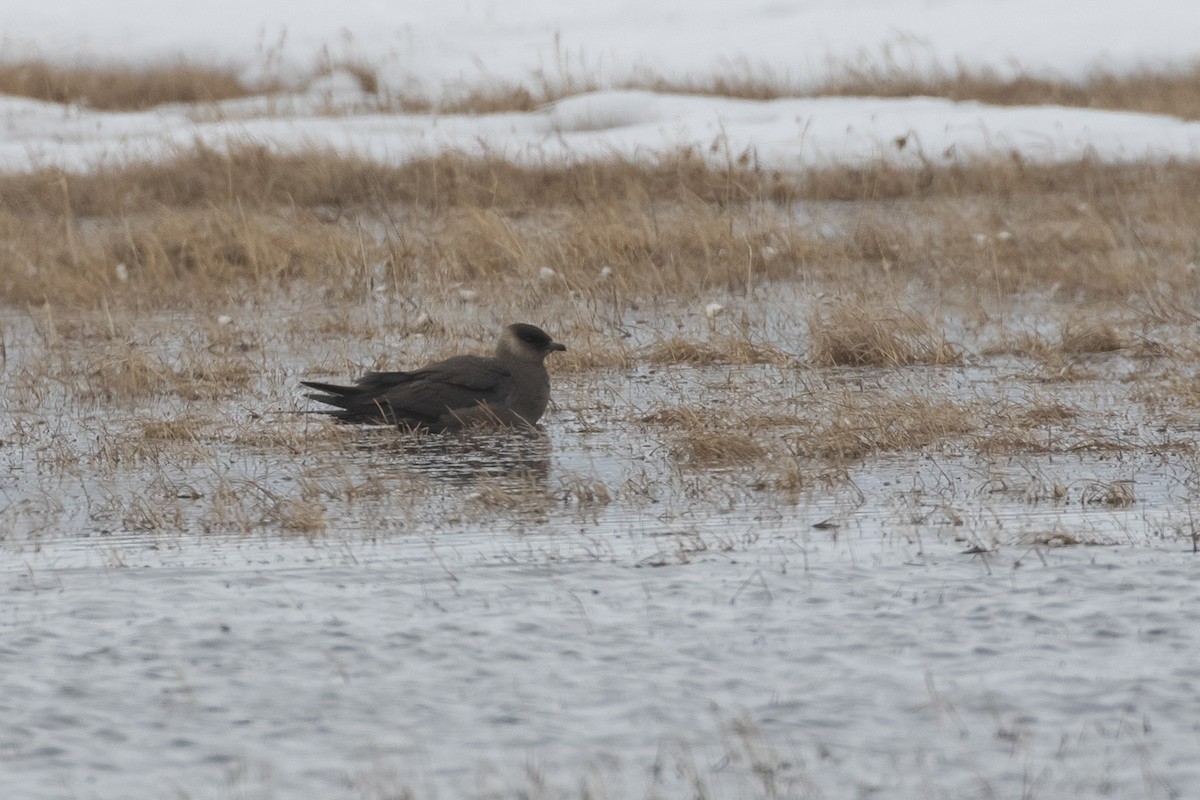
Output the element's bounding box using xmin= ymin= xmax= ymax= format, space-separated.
xmin=2 ymin=0 xmax=1199 ymax=173
xmin=544 ymin=91 xmax=1200 ymax=166
xmin=2 ymin=1 xmax=1198 ymax=96
xmin=4 ymin=88 xmax=1200 ymax=174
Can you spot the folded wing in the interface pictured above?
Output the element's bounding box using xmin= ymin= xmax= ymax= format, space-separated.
xmin=302 ymin=356 xmax=513 ymax=427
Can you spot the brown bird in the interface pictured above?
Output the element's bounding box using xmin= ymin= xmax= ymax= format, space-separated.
xmin=301 ymin=323 xmax=566 ymax=431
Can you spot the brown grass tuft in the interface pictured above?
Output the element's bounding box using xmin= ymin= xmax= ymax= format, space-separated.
xmin=139 ymin=414 xmax=211 ymax=442
xmin=639 ymin=405 xmax=770 ymax=468
xmin=980 ymin=332 xmax=1055 ymax=360
xmin=558 ymin=476 xmax=613 ymax=506
xmin=973 ymin=431 xmax=1055 ymax=455
xmin=1082 ymin=480 xmax=1136 ymax=508
xmin=1022 ymin=531 xmax=1086 ymax=548
xmin=268 ymin=498 xmax=328 ymax=536
xmin=808 ymin=301 xmax=961 ymax=367
xmin=1058 ymin=320 xmax=1127 ymax=354
xmin=552 ymin=341 xmax=636 ymax=372
xmin=172 ymin=354 xmax=255 ymax=401
xmin=79 ymin=345 xmax=173 ymax=401
xmin=0 ymin=59 xmax=263 ymax=110
xmin=468 ymin=475 xmax=554 ymax=515
xmin=643 ymin=336 xmax=792 ymax=366
xmin=673 ymin=431 xmax=766 ymax=467
xmin=793 ymin=394 xmax=976 ymax=461
xmin=1018 ymin=401 xmax=1079 ymax=427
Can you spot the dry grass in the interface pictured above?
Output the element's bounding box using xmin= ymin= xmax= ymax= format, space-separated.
xmin=1 ymin=142 xmax=1196 ymax=217
xmin=1081 ymin=480 xmax=1136 ymax=508
xmin=815 ymin=194 xmax=1193 ymax=300
xmin=558 ymin=475 xmax=613 ymax=507
xmin=984 ymin=316 xmax=1135 ymax=364
xmin=76 ymin=345 xmax=174 ymax=401
xmin=468 ymin=475 xmax=555 ymax=515
xmin=643 ymin=335 xmax=793 ymax=366
xmin=232 ymin=416 xmax=378 ymax=452
xmin=640 ymin=403 xmax=805 ymax=430
xmin=0 ymin=146 xmax=790 ymax=217
xmin=792 ymin=394 xmax=977 ymax=462
xmin=7 ymin=328 xmax=261 ymax=413
xmin=2 ymin=146 xmax=1200 ymax=309
xmin=671 ymin=429 xmax=766 ymax=468
xmin=1058 ymin=320 xmax=1128 ymax=355
xmin=641 ymin=388 xmax=982 ymax=469
xmin=139 ymin=414 xmax=211 ymax=442
xmin=969 ymin=395 xmax=1143 ymax=455
xmin=980 ymin=332 xmax=1057 ymax=360
xmin=0 ymin=59 xmax=265 ymax=110
xmin=1021 ymin=531 xmax=1086 ymax=548
xmin=6 ymin=56 xmax=1200 ymax=120
xmin=812 ymin=62 xmax=1200 ymax=121
xmin=640 ymin=402 xmax=805 ymax=469
xmin=638 ymin=62 xmax=1200 ymax=121
xmin=808 ymin=300 xmax=961 ymax=367
xmin=972 ymin=430 xmax=1057 ymax=455
xmin=973 ymin=412 xmax=1131 ymax=455
xmin=44 ymin=343 xmax=255 ymax=404
xmin=172 ymin=353 xmax=255 ymax=400
xmin=0 ymin=147 xmax=805 ymax=306
xmin=1131 ymin=374 xmax=1200 ymax=412
xmin=553 ymin=343 xmax=637 ymax=373
xmin=1018 ymin=401 xmax=1079 ymax=427
xmin=267 ymin=498 xmax=328 ymax=536
xmin=1 ymin=205 xmax=372 ymax=306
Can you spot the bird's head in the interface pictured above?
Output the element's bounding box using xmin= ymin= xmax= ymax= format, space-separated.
xmin=499 ymin=323 xmax=567 ymax=363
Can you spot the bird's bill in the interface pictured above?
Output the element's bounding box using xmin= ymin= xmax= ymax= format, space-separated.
xmin=547 ymin=341 xmax=567 ymax=352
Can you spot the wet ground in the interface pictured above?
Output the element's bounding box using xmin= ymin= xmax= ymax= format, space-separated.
xmin=3 ymin=289 xmax=1200 ymax=798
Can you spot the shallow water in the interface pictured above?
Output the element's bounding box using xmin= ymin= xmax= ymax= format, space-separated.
xmin=3 ymin=296 xmax=1200 ymax=798
xmin=5 ymin=541 xmax=1199 ymax=799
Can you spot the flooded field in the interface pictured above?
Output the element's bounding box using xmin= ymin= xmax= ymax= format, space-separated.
xmin=4 ymin=269 xmax=1200 ymax=798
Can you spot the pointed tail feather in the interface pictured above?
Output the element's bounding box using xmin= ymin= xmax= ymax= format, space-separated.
xmin=301 ymin=380 xmax=401 ymax=424
xmin=300 ymin=380 xmax=356 ymax=396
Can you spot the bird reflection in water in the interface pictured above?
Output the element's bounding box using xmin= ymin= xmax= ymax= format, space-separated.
xmin=345 ymin=425 xmax=552 ymax=487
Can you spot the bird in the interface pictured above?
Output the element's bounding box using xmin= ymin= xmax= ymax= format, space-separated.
xmin=301 ymin=323 xmax=566 ymax=431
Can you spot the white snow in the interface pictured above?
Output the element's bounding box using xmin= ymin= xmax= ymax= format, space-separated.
xmin=1 ymin=1 xmax=1199 ymax=172
xmin=5 ymin=88 xmax=1200 ymax=173
xmin=4 ymin=1 xmax=1199 ymax=90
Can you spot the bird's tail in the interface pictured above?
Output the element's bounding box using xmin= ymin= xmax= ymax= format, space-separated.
xmin=300 ymin=380 xmax=355 ymax=397
xmin=300 ymin=380 xmax=396 ymax=424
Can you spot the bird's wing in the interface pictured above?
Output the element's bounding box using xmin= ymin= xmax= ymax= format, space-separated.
xmin=352 ymin=370 xmax=419 ymax=392
xmin=380 ymin=356 xmax=513 ymax=420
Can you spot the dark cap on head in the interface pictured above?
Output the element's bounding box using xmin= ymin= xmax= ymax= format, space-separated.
xmin=508 ymin=323 xmax=567 ymax=353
